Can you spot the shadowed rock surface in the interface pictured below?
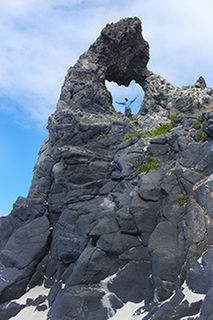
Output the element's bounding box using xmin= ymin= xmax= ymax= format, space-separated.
xmin=1 ymin=17 xmax=213 ymax=320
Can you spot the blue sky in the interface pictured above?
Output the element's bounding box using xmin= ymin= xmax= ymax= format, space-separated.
xmin=1 ymin=0 xmax=213 ymax=215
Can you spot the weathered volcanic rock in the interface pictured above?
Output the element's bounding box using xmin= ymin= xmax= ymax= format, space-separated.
xmin=0 ymin=301 xmax=25 ymax=320
xmin=148 ymin=221 xmax=184 ymax=300
xmin=138 ymin=71 xmax=213 ymax=120
xmin=108 ymin=261 xmax=152 ymax=303
xmin=0 ymin=216 xmax=50 ymax=303
xmin=187 ymin=248 xmax=213 ymax=294
xmin=47 ymin=285 xmax=108 ymax=320
xmin=1 ymin=16 xmax=213 ymax=320
xmin=200 ymin=287 xmax=213 ymax=320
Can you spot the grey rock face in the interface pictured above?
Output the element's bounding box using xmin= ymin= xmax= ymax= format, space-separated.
xmin=1 ymin=16 xmax=213 ymax=320
xmin=0 ymin=216 xmax=50 ymax=269
xmin=0 ymin=216 xmax=50 ymax=303
xmin=194 ymin=175 xmax=213 ymax=217
xmin=183 ymin=197 xmax=206 ymax=246
xmin=138 ymin=71 xmax=213 ymax=119
xmin=0 ymin=301 xmax=25 ymax=320
xmin=0 ymin=267 xmax=32 ymax=304
xmin=108 ymin=261 xmax=152 ymax=303
xmin=195 ymin=141 xmax=213 ymax=175
xmin=47 ymin=285 xmax=107 ymax=320
xmin=149 ymin=221 xmax=184 ymax=300
xmin=200 ymin=287 xmax=213 ymax=320
xmin=60 ymin=17 xmax=149 ymax=107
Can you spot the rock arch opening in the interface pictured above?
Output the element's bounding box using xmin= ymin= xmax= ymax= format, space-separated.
xmin=105 ymin=79 xmax=144 ymax=116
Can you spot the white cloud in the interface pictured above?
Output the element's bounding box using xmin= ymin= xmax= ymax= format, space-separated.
xmin=0 ymin=0 xmax=213 ymax=125
xmin=129 ymin=0 xmax=213 ymax=85
xmin=0 ymin=0 xmax=91 ymax=124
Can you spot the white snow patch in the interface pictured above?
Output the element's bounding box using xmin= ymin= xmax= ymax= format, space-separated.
xmin=100 ymin=197 xmax=116 ymax=210
xmin=180 ymin=311 xmax=200 ymax=319
xmin=198 ymin=260 xmax=205 ymax=271
xmin=101 ymin=272 xmax=120 ymax=318
xmin=182 ymin=281 xmax=205 ymax=304
xmin=10 ymin=284 xmax=50 ymax=320
xmin=10 ymin=305 xmax=48 ymax=320
xmin=100 ymin=271 xmax=147 ymax=320
xmin=197 ymin=256 xmax=202 ymax=264
xmin=104 ymin=279 xmax=205 ymax=320
xmin=108 ymin=301 xmax=146 ymax=320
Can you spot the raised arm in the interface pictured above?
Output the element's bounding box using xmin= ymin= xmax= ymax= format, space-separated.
xmin=115 ymin=101 xmax=126 ymax=105
xmin=129 ymin=95 xmax=138 ymax=105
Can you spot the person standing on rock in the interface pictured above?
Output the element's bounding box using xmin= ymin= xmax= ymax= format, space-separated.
xmin=115 ymin=95 xmax=138 ymax=118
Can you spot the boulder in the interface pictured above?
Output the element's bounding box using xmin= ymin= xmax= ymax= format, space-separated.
xmin=148 ymin=221 xmax=184 ymax=300
xmin=195 ymin=141 xmax=213 ymax=175
xmin=179 ymin=143 xmax=204 ymax=168
xmin=0 ymin=216 xmax=50 ymax=269
xmin=0 ymin=266 xmax=32 ymax=303
xmin=48 ymin=285 xmax=107 ymax=320
xmin=187 ymin=248 xmax=213 ymax=294
xmin=199 ymin=287 xmax=213 ymax=320
xmin=0 ymin=216 xmax=14 ymax=249
xmin=0 ymin=216 xmax=50 ymax=303
xmin=66 ymin=245 xmax=119 ymax=286
xmin=0 ymin=301 xmax=25 ymax=320
xmin=137 ymin=169 xmax=164 ymax=201
xmin=108 ymin=261 xmax=152 ymax=303
xmin=96 ymin=232 xmax=141 ymax=254
xmin=194 ymin=175 xmax=213 ymax=218
xmin=184 ymin=197 xmax=206 ymax=244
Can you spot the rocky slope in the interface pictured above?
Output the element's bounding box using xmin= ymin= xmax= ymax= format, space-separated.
xmin=1 ymin=17 xmax=213 ymax=320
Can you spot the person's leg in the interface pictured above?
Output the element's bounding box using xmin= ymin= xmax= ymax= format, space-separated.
xmin=125 ymin=107 xmax=132 ymax=118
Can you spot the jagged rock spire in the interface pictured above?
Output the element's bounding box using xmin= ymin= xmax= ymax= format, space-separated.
xmin=1 ymin=17 xmax=213 ymax=320
xmin=59 ymin=17 xmax=149 ymax=112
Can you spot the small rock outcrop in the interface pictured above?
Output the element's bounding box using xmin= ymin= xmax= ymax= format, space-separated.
xmin=1 ymin=17 xmax=213 ymax=320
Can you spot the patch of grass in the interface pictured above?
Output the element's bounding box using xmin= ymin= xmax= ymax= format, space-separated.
xmin=192 ymin=120 xmax=202 ymax=129
xmin=151 ymin=123 xmax=173 ymax=137
xmin=196 ymin=129 xmax=208 ymax=142
xmin=122 ymin=131 xmax=139 ymax=142
xmin=178 ymin=194 xmax=189 ymax=207
xmin=165 ymin=84 xmax=173 ymax=90
xmin=122 ymin=131 xmax=137 ymax=142
xmin=192 ymin=115 xmax=205 ymax=130
xmin=122 ymin=123 xmax=173 ymax=142
xmin=170 ymin=114 xmax=179 ymax=122
xmin=129 ymin=117 xmax=138 ymax=122
xmin=140 ymin=131 xmax=152 ymax=139
xmin=170 ymin=114 xmax=184 ymax=126
xmin=29 ymin=193 xmax=47 ymax=201
xmin=197 ymin=115 xmax=204 ymax=122
xmin=137 ymin=158 xmax=163 ymax=175
xmin=128 ymin=156 xmax=143 ymax=168
xmin=122 ymin=131 xmax=152 ymax=142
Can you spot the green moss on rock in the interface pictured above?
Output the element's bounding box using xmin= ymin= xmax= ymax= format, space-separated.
xmin=122 ymin=123 xmax=172 ymax=142
xmin=137 ymin=158 xmax=163 ymax=174
xmin=178 ymin=194 xmax=189 ymax=206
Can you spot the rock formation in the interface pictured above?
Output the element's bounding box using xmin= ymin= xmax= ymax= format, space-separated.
xmin=1 ymin=17 xmax=213 ymax=320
